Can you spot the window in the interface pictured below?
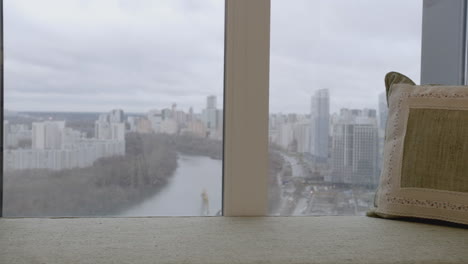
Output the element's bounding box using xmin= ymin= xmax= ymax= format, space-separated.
xmin=267 ymin=0 xmax=422 ymax=215
xmin=3 ymin=0 xmax=224 ymax=217
xmin=1 ymin=0 xmax=467 ymax=218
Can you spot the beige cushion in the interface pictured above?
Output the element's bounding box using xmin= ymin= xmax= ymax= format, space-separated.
xmin=372 ymin=73 xmax=468 ymax=225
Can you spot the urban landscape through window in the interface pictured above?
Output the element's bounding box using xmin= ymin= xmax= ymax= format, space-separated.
xmin=3 ymin=0 xmax=224 ymax=217
xmin=268 ymin=0 xmax=422 ymax=216
xmin=3 ymin=0 xmax=423 ymax=217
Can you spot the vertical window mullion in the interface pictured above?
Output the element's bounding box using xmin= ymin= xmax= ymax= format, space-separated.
xmin=465 ymin=0 xmax=468 ymax=85
xmin=0 ymin=0 xmax=3 ymax=218
xmin=421 ymin=0 xmax=467 ymax=85
xmin=223 ymin=0 xmax=271 ymax=216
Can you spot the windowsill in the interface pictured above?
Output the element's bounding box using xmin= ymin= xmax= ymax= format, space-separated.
xmin=1 ymin=216 xmax=467 ymax=264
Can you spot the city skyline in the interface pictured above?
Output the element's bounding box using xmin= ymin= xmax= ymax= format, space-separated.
xmin=4 ymin=95 xmax=224 ymax=170
xmin=5 ymin=90 xmax=380 ymax=116
xmin=269 ymin=89 xmax=382 ymax=187
xmin=5 ymin=91 xmax=381 ymax=216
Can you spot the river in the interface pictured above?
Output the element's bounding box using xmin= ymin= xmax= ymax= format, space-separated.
xmin=121 ymin=155 xmax=222 ymax=216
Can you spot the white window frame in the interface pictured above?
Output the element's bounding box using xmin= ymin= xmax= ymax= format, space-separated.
xmin=223 ymin=0 xmax=271 ymax=216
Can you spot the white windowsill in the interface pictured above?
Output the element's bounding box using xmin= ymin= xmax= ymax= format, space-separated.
xmin=1 ymin=216 xmax=467 ymax=264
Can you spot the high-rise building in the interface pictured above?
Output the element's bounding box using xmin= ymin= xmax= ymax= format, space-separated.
xmin=160 ymin=119 xmax=178 ymax=135
xmin=293 ymin=121 xmax=310 ymax=153
xmin=161 ymin=108 xmax=172 ymax=120
xmin=136 ymin=118 xmax=153 ymax=134
xmin=109 ymin=109 xmax=124 ymax=123
xmin=203 ymin=95 xmax=219 ymax=138
xmin=184 ymin=120 xmax=206 ymax=138
xmin=7 ymin=110 xmax=126 ymax=171
xmin=110 ymin=123 xmax=125 ymax=141
xmin=147 ymin=109 xmax=163 ymax=133
xmin=188 ymin=107 xmax=194 ymax=122
xmin=127 ymin=116 xmax=138 ymax=132
xmin=269 ymin=114 xmax=309 ymax=152
xmin=32 ymin=121 xmax=65 ymax=149
xmin=95 ymin=110 xmax=125 ymax=141
xmin=95 ymin=121 xmax=111 ymax=140
xmin=207 ymin=95 xmax=217 ymax=109
xmin=309 ymin=89 xmax=330 ymax=161
xmin=329 ymin=109 xmax=379 ymax=186
xmin=175 ymin=110 xmax=187 ymax=125
xmin=278 ymin=123 xmax=294 ymax=150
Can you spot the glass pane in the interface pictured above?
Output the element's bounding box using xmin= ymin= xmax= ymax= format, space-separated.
xmin=4 ymin=0 xmax=224 ymax=217
xmin=268 ymin=0 xmax=422 ymax=216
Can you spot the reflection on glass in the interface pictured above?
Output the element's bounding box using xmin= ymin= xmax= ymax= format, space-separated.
xmin=4 ymin=0 xmax=224 ymax=217
xmin=268 ymin=0 xmax=422 ymax=216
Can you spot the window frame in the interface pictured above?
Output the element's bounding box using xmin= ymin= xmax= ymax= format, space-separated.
xmin=420 ymin=0 xmax=467 ymax=85
xmin=223 ymin=0 xmax=271 ymax=216
xmin=0 ymin=0 xmax=3 ymax=217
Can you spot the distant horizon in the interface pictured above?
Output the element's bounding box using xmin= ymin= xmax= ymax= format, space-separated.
xmin=4 ymin=106 xmax=380 ymax=117
xmin=5 ymin=108 xmax=224 ymax=115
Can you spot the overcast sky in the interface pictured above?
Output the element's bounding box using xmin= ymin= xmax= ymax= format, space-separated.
xmin=5 ymin=0 xmax=422 ymax=114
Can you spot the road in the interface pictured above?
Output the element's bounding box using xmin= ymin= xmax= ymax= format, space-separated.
xmin=273 ymin=152 xmax=308 ymax=216
xmin=272 ymin=151 xmax=374 ymax=216
xmin=281 ymin=153 xmax=305 ymax=178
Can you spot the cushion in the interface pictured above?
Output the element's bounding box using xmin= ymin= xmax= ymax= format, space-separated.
xmin=369 ymin=72 xmax=468 ymax=225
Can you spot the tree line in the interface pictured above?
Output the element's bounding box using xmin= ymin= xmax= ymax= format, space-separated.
xmin=3 ymin=132 xmax=285 ymax=216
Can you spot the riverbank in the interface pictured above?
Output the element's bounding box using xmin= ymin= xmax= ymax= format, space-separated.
xmin=3 ymin=134 xmax=222 ymax=217
xmin=121 ymin=155 xmax=222 ymax=216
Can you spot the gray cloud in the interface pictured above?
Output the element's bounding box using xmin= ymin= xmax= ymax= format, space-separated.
xmin=5 ymin=0 xmax=224 ymax=112
xmin=5 ymin=0 xmax=421 ymax=114
xmin=270 ymin=0 xmax=422 ymax=114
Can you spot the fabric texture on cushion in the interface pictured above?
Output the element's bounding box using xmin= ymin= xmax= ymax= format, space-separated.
xmin=369 ymin=72 xmax=468 ymax=225
xmin=401 ymin=108 xmax=468 ymax=192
